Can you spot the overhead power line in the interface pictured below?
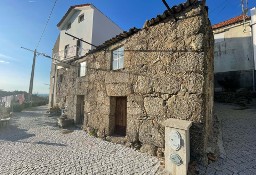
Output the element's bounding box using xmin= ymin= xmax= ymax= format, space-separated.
xmin=36 ymin=0 xmax=58 ymax=49
xmin=65 ymin=32 xmax=98 ymax=48
xmin=23 ymin=0 xmax=58 ymax=104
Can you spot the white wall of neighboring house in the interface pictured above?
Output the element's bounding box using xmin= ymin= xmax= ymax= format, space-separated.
xmin=251 ymin=8 xmax=256 ymax=70
xmin=91 ymin=6 xmax=123 ymax=46
xmin=214 ymin=21 xmax=254 ymax=73
xmin=58 ymin=6 xmax=94 ymax=61
xmin=55 ymin=5 xmax=123 ymax=63
xmin=213 ymin=11 xmax=256 ymax=90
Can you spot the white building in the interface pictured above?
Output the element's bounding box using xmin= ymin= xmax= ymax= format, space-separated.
xmin=53 ymin=3 xmax=123 ymax=62
xmin=49 ymin=4 xmax=123 ymax=107
xmin=213 ymin=13 xmax=256 ymax=91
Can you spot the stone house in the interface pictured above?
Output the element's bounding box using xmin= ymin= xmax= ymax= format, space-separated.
xmin=49 ymin=4 xmax=123 ymax=108
xmin=213 ymin=10 xmax=256 ymax=91
xmin=54 ymin=0 xmax=214 ymax=163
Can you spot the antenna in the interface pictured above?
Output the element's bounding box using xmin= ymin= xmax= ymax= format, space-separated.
xmin=241 ymin=0 xmax=249 ymax=32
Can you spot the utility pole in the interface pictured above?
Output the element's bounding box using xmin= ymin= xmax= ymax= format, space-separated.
xmin=241 ymin=0 xmax=249 ymax=32
xmin=28 ymin=49 xmax=37 ymax=105
xmin=21 ymin=46 xmax=72 ymax=106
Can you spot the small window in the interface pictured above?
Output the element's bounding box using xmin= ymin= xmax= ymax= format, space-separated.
xmin=112 ymin=47 xmax=124 ymax=70
xmin=76 ymin=40 xmax=82 ymax=57
xmin=64 ymin=45 xmax=69 ymax=58
xmin=79 ymin=62 xmax=86 ymax=77
xmin=67 ymin=22 xmax=71 ymax=30
xmin=58 ymin=74 xmax=63 ymax=83
xmin=78 ymin=14 xmax=84 ymax=23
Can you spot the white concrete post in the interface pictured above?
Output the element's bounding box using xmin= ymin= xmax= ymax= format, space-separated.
xmin=162 ymin=118 xmax=192 ymax=175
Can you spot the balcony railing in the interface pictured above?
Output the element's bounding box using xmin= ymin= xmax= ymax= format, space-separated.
xmin=53 ymin=45 xmax=88 ymax=63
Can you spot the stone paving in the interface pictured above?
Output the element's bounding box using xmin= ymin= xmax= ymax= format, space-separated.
xmin=0 ymin=106 xmax=160 ymax=175
xmin=199 ymin=102 xmax=256 ymax=175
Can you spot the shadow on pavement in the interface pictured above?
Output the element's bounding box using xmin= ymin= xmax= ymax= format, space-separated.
xmin=0 ymin=124 xmax=35 ymax=142
xmin=14 ymin=140 xmax=67 ymax=147
xmin=35 ymin=141 xmax=67 ymax=147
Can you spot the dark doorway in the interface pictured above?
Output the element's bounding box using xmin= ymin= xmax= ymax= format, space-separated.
xmin=114 ymin=97 xmax=127 ymax=136
xmin=76 ymin=95 xmax=84 ymax=125
xmin=76 ymin=40 xmax=81 ymax=57
xmin=50 ymin=94 xmax=54 ymax=107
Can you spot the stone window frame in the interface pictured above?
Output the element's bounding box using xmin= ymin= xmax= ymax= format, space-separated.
xmin=111 ymin=46 xmax=124 ymax=70
xmin=78 ymin=14 xmax=84 ymax=23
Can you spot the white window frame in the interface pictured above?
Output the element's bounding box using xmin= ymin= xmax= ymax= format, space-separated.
xmin=79 ymin=62 xmax=86 ymax=77
xmin=112 ymin=46 xmax=124 ymax=70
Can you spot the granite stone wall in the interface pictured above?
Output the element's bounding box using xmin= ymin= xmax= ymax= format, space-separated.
xmin=56 ymin=2 xmax=214 ymax=163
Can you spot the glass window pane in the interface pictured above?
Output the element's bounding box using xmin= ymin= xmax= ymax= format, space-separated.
xmin=119 ymin=56 xmax=124 ymax=69
xmin=112 ymin=46 xmax=124 ymax=70
xmin=119 ymin=46 xmax=124 ymax=53
xmin=112 ymin=60 xmax=118 ymax=70
xmin=113 ymin=50 xmax=118 ymax=60
xmin=80 ymin=62 xmax=86 ymax=77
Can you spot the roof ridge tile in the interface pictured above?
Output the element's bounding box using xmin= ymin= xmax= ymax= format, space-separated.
xmin=212 ymin=14 xmax=251 ymax=29
xmin=75 ymin=0 xmax=203 ymax=59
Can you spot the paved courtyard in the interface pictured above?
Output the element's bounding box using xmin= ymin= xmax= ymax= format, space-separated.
xmin=200 ymin=102 xmax=256 ymax=175
xmin=0 ymin=106 xmax=160 ymax=175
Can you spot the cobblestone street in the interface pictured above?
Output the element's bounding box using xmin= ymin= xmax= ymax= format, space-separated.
xmin=200 ymin=102 xmax=256 ymax=175
xmin=0 ymin=106 xmax=160 ymax=175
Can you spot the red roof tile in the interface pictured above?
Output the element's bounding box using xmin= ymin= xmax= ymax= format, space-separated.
xmin=57 ymin=4 xmax=91 ymax=28
xmin=212 ymin=15 xmax=251 ymax=30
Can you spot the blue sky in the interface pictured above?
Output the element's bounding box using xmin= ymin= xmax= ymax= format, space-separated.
xmin=0 ymin=0 xmax=255 ymax=94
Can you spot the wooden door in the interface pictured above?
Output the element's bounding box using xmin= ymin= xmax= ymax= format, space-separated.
xmin=76 ymin=95 xmax=84 ymax=125
xmin=115 ymin=97 xmax=127 ymax=136
xmin=79 ymin=99 xmax=84 ymax=123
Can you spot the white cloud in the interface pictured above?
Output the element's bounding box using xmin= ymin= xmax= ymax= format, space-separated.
xmin=0 ymin=53 xmax=12 ymax=58
xmin=0 ymin=53 xmax=18 ymax=63
xmin=28 ymin=0 xmax=36 ymax=2
xmin=0 ymin=60 xmax=10 ymax=64
xmin=0 ymin=53 xmax=13 ymax=60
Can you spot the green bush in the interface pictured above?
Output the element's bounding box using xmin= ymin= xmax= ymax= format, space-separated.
xmin=12 ymin=103 xmax=24 ymax=112
xmin=31 ymin=101 xmax=47 ymax=107
xmin=24 ymin=102 xmax=30 ymax=108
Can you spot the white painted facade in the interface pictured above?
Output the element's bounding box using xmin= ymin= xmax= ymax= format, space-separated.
xmin=213 ymin=11 xmax=256 ymax=90
xmin=54 ymin=4 xmax=123 ymax=63
xmin=214 ymin=20 xmax=254 ymax=73
xmin=251 ymin=8 xmax=256 ymax=70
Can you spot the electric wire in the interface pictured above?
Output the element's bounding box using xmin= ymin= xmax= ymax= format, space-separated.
xmin=209 ymin=0 xmax=241 ymax=20
xmin=36 ymin=0 xmax=58 ymax=49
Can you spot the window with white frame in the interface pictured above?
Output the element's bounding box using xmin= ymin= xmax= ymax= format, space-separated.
xmin=112 ymin=47 xmax=124 ymax=70
xmin=78 ymin=14 xmax=84 ymax=23
xmin=79 ymin=62 xmax=86 ymax=77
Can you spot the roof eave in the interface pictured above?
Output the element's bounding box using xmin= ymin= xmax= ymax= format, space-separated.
xmin=57 ymin=4 xmax=91 ymax=28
